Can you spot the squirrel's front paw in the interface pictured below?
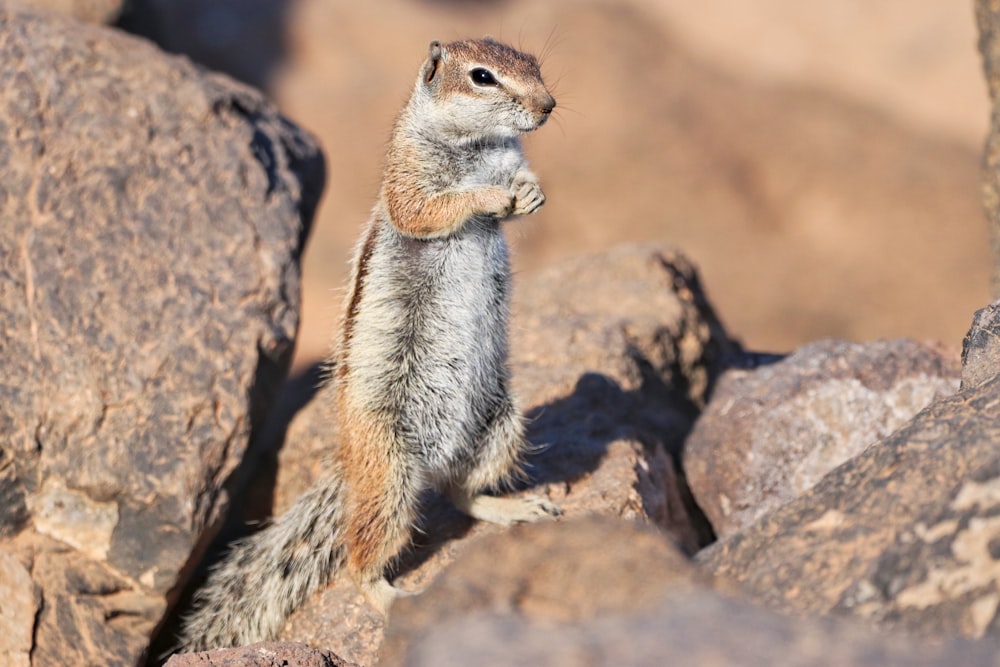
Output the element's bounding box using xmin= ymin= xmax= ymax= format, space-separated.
xmin=481 ymin=186 xmax=516 ymax=219
xmin=511 ymin=176 xmax=546 ymax=216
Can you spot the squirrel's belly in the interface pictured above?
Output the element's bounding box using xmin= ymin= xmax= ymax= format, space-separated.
xmin=394 ymin=276 xmax=508 ymax=469
xmin=344 ymin=221 xmax=512 ymax=469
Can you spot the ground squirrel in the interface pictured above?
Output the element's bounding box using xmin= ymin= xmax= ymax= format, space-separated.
xmin=176 ymin=38 xmax=558 ymax=651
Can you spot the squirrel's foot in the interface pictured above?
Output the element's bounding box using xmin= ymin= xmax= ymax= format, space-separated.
xmin=452 ymin=492 xmax=562 ymax=526
xmin=358 ymin=577 xmax=421 ymax=617
xmin=511 ymin=172 xmax=546 ymax=216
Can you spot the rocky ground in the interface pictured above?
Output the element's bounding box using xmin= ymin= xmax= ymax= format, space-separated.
xmin=2 ymin=1 xmax=1000 ymax=666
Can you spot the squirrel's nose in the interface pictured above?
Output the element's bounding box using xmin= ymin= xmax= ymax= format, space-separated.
xmin=539 ymin=94 xmax=556 ymax=115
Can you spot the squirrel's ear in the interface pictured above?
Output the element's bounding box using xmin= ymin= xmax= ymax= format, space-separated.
xmin=422 ymin=40 xmax=443 ymax=84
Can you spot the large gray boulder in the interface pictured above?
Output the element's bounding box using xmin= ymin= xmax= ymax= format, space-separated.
xmin=0 ymin=5 xmax=322 ymax=665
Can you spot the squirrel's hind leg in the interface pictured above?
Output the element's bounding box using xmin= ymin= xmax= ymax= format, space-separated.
xmin=447 ymin=399 xmax=561 ymax=526
xmin=339 ymin=417 xmax=424 ymax=616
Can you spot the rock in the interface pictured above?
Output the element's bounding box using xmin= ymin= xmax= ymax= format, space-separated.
xmin=837 ymin=456 xmax=1000 ymax=640
xmin=508 ymin=245 xmax=732 ymax=551
xmin=826 ymin=300 xmax=1000 ymax=638
xmin=978 ymin=0 xmax=1000 ymax=298
xmin=961 ymin=300 xmax=1000 ymax=389
xmin=391 ymin=592 xmax=1000 ymax=667
xmin=698 ymin=306 xmax=1000 ymax=641
xmin=390 ymin=592 xmax=1000 ymax=667
xmin=23 ymin=533 xmax=162 ymax=667
xmin=0 ymin=5 xmax=322 ymax=665
xmin=380 ymin=517 xmax=704 ymax=666
xmin=16 ymin=0 xmax=123 ymax=23
xmin=0 ymin=548 xmax=35 ymax=667
xmin=164 ymin=641 xmax=357 ymax=667
xmin=383 ymin=517 xmax=1000 ymax=667
xmin=685 ymin=339 xmax=960 ymax=537
xmin=230 ymin=245 xmax=731 ymax=663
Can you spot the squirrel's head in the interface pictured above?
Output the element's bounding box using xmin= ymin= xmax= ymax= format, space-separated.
xmin=414 ymin=38 xmax=556 ymax=142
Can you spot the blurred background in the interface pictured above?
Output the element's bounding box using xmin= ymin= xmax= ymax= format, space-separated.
xmin=118 ymin=0 xmax=992 ymax=368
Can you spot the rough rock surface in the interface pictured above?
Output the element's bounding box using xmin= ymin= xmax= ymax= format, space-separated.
xmin=685 ymin=339 xmax=961 ymax=537
xmin=0 ymin=6 xmax=322 ymax=665
xmin=699 ymin=307 xmax=1000 ymax=641
xmin=382 ymin=517 xmax=1000 ymax=667
xmin=826 ymin=301 xmax=1000 ymax=639
xmin=218 ymin=245 xmax=733 ymax=665
xmin=392 ymin=593 xmax=1000 ymax=667
xmin=380 ymin=517 xmax=705 ymax=666
xmin=0 ymin=547 xmax=35 ymax=667
xmin=978 ymin=0 xmax=1000 ymax=298
xmin=164 ymin=642 xmax=357 ymax=667
xmin=961 ymin=300 xmax=1000 ymax=389
xmin=836 ymin=456 xmax=1000 ymax=640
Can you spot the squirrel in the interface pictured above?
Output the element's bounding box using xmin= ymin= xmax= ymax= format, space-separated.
xmin=176 ymin=37 xmax=558 ymax=651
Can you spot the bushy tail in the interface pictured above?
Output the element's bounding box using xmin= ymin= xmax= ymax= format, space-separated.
xmin=176 ymin=470 xmax=348 ymax=652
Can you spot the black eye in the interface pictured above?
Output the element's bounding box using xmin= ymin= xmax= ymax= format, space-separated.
xmin=470 ymin=68 xmax=498 ymax=86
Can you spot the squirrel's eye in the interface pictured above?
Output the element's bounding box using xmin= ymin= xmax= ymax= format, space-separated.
xmin=470 ymin=68 xmax=498 ymax=86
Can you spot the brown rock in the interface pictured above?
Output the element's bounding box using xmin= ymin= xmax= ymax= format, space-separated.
xmin=0 ymin=5 xmax=322 ymax=664
xmin=25 ymin=533 xmax=162 ymax=667
xmin=698 ymin=308 xmax=1000 ymax=641
xmin=240 ymin=246 xmax=730 ymax=663
xmin=164 ymin=641 xmax=357 ymax=667
xmin=391 ymin=590 xmax=1000 ymax=667
xmin=0 ymin=548 xmax=35 ymax=667
xmin=686 ymin=339 xmax=960 ymax=537
xmin=837 ymin=456 xmax=1000 ymax=640
xmin=509 ymin=246 xmax=731 ymax=551
xmin=381 ymin=516 xmax=702 ymax=667
xmin=382 ymin=517 xmax=1000 ymax=667
xmin=831 ymin=306 xmax=1000 ymax=638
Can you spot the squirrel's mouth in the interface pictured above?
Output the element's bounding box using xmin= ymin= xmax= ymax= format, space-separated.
xmin=519 ymin=115 xmax=549 ymax=133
